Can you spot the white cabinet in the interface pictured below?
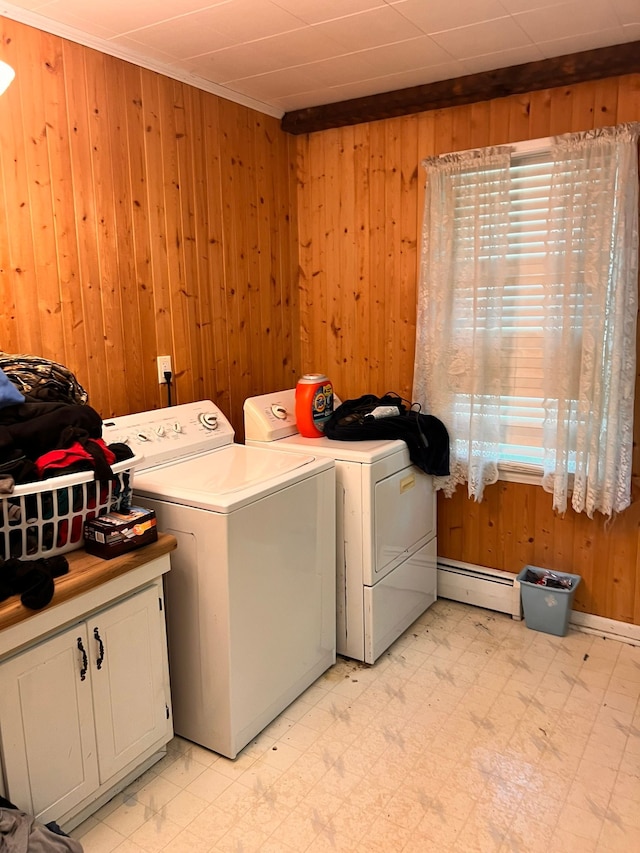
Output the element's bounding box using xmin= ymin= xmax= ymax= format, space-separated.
xmin=0 ymin=621 xmax=100 ymax=822
xmin=0 ymin=549 xmax=173 ymax=831
xmin=90 ymin=586 xmax=170 ymax=782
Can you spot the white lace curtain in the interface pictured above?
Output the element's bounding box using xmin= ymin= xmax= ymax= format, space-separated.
xmin=413 ymin=123 xmax=640 ymax=517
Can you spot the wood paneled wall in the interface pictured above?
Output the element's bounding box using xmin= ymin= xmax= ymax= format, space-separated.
xmin=0 ymin=17 xmax=300 ymax=432
xmin=3 ymin=15 xmax=640 ymax=624
xmin=296 ymin=74 xmax=640 ymax=624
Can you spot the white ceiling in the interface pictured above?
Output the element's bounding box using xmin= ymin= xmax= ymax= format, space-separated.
xmin=1 ymin=0 xmax=638 ymax=118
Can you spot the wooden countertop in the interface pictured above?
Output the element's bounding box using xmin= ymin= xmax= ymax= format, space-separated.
xmin=0 ymin=533 xmax=177 ymax=633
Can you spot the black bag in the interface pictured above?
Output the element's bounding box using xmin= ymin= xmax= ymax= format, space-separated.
xmin=323 ymin=393 xmax=450 ymax=476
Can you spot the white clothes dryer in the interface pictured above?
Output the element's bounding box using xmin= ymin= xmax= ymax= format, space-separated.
xmin=244 ymin=390 xmax=437 ymax=664
xmin=103 ymin=401 xmax=335 ymax=759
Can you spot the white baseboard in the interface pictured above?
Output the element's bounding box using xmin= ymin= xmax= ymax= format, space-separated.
xmin=569 ymin=611 xmax=640 ymax=646
xmin=437 ymin=559 xmax=522 ymax=620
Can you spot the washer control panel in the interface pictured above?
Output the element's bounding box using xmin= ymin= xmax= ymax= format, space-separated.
xmin=104 ymin=400 xmax=234 ymax=469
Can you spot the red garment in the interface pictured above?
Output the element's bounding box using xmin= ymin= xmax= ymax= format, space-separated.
xmin=35 ymin=439 xmax=116 ymax=478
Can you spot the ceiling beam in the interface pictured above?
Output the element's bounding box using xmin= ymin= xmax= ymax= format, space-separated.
xmin=281 ymin=41 xmax=640 ymax=135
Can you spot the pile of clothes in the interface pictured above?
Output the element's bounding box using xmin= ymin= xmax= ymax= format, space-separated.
xmin=323 ymin=392 xmax=450 ymax=476
xmin=0 ymin=795 xmax=82 ymax=853
xmin=0 ymin=354 xmax=132 ymax=488
xmin=0 ymin=354 xmax=134 ymax=610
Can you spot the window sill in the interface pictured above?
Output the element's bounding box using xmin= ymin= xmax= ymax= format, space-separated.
xmin=497 ymin=463 xmax=544 ymax=486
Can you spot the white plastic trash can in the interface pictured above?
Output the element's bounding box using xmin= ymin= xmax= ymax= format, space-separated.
xmin=517 ymin=566 xmax=582 ymax=637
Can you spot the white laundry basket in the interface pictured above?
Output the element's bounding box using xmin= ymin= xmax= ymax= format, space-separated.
xmin=0 ymin=455 xmax=141 ymax=560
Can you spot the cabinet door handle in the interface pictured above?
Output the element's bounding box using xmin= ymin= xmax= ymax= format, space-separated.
xmin=77 ymin=637 xmax=88 ymax=681
xmin=93 ymin=627 xmax=105 ymax=670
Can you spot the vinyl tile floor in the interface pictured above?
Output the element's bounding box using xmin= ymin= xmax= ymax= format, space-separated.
xmin=71 ymin=600 xmax=640 ymax=853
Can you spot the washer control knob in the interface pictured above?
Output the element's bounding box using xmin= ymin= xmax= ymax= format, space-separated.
xmin=173 ymin=422 xmax=182 ymax=433
xmin=155 ymin=425 xmax=166 ymax=436
xmin=271 ymin=404 xmax=288 ymax=420
xmin=199 ymin=412 xmax=218 ymax=430
xmin=136 ymin=432 xmax=150 ymax=442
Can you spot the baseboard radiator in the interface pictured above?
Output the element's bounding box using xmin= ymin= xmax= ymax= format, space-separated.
xmin=437 ymin=558 xmax=522 ymax=620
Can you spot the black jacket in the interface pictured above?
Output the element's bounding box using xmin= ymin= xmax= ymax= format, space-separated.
xmin=323 ymin=394 xmax=450 ymax=476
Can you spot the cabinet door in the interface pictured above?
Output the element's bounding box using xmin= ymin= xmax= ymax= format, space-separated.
xmin=0 ymin=624 xmax=99 ymax=823
xmin=89 ymin=584 xmax=171 ymax=781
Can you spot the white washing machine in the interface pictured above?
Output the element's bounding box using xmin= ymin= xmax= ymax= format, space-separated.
xmin=103 ymin=401 xmax=335 ymax=759
xmin=244 ymin=390 xmax=437 ymax=665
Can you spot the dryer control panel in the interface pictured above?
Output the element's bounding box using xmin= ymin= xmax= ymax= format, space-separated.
xmin=243 ymin=390 xmax=298 ymax=442
xmin=104 ymin=401 xmax=234 ymax=470
xmin=244 ymin=389 xmax=343 ymax=443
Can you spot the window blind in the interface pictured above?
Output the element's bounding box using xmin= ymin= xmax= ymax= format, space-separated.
xmin=449 ymin=151 xmax=556 ymax=467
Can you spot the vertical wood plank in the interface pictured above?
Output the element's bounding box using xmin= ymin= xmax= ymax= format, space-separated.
xmin=437 ymin=490 xmax=463 ymax=561
xmin=172 ymin=81 xmax=200 ymax=406
xmin=17 ymin=27 xmax=65 ymax=364
xmin=337 ymin=124 xmax=356 ymax=394
xmin=571 ymin=511 xmax=597 ymax=615
xmin=85 ymin=48 xmax=127 ymax=417
xmin=367 ymin=120 xmax=387 ymax=394
xmin=63 ymin=39 xmax=110 ymax=414
xmin=103 ymin=55 xmax=143 ymax=413
xmin=297 ymin=134 xmax=313 ymax=373
xmin=450 ymin=104 xmax=472 ymax=153
xmin=323 ymin=129 xmax=338 ymax=381
xmin=616 ymin=73 xmax=640 ymax=123
xmin=0 ymin=131 xmax=17 ymax=350
xmin=531 ymin=487 xmax=554 ymax=569
xmin=384 ymin=119 xmax=403 ymax=396
xmin=528 ymin=88 xmax=552 ymax=140
xmin=282 ymin=131 xmax=301 ymax=389
xmin=202 ymin=92 xmax=232 ymax=414
xmin=242 ymin=109 xmax=264 ymax=405
xmin=488 ymin=97 xmax=510 ymax=145
xmin=216 ymin=99 xmax=242 ymax=419
xmin=186 ymin=86 xmax=213 ymax=403
xmin=498 ymin=482 xmax=516 ymax=572
xmin=570 ymin=80 xmax=596 ymax=131
xmin=123 ymin=62 xmax=157 ymax=413
xmin=509 ymin=93 xmax=533 ymax=142
xmin=592 ymin=77 xmax=619 ymax=128
xmin=307 ymin=130 xmax=327 ymax=379
xmin=0 ymin=18 xmax=41 ymax=356
xmin=140 ymin=70 xmax=172 ymax=409
xmin=398 ymin=115 xmax=419 ymax=401
xmin=255 ymin=114 xmax=279 ymax=396
xmin=513 ymin=484 xmax=536 ymax=570
xmin=590 ymin=513 xmax=614 ymax=620
xmin=606 ymin=514 xmax=638 ymax=624
xmin=469 ymin=101 xmax=491 ymax=150
xmin=353 ymin=122 xmax=370 ymax=396
xmin=480 ymin=481 xmax=500 ymax=568
xmin=461 ymin=489 xmax=482 ymax=566
xmin=549 ymin=86 xmax=575 ymax=135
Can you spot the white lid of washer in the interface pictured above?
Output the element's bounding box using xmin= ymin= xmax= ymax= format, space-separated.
xmin=133 ymin=443 xmax=334 ymax=512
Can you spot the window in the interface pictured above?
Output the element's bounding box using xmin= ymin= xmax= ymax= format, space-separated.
xmin=447 ymin=149 xmax=554 ymax=470
xmin=413 ymin=125 xmax=639 ymax=517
